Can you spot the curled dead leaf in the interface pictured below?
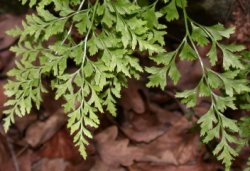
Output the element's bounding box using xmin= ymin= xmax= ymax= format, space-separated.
xmin=94 ymin=126 xmax=142 ymax=167
xmin=25 ymin=109 xmax=67 ymax=147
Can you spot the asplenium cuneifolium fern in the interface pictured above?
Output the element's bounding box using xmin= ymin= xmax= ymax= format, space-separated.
xmin=3 ymin=0 xmax=250 ymax=170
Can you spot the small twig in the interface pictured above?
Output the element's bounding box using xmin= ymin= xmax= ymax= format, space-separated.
xmin=237 ymin=0 xmax=246 ymax=14
xmin=6 ymin=136 xmax=20 ymax=171
xmin=1 ymin=122 xmax=19 ymax=170
xmin=224 ymin=0 xmax=235 ymax=22
xmin=16 ymin=145 xmax=29 ymax=157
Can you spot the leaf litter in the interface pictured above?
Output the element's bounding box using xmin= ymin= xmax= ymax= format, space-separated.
xmin=0 ymin=2 xmax=250 ymax=171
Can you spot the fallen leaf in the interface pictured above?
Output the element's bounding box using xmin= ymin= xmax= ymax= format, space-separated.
xmin=136 ymin=116 xmax=201 ymax=165
xmin=120 ymin=79 xmax=146 ymax=114
xmin=0 ymin=133 xmax=11 ymax=171
xmin=94 ymin=126 xmax=142 ymax=167
xmin=131 ymin=161 xmax=219 ymax=171
xmin=120 ymin=110 xmax=170 ymax=143
xmin=176 ymin=60 xmax=202 ymax=90
xmin=42 ymin=91 xmax=63 ymax=115
xmin=0 ymin=14 xmax=23 ymax=73
xmin=15 ymin=114 xmax=37 ymax=132
xmin=0 ymin=14 xmax=22 ymax=49
xmin=38 ymin=129 xmax=83 ymax=162
xmin=121 ymin=123 xmax=170 ymax=143
xmin=65 ymin=156 xmax=96 ymax=171
xmin=25 ymin=109 xmax=67 ymax=147
xmin=17 ymin=150 xmax=34 ymax=171
xmin=32 ymin=158 xmax=69 ymax=171
xmin=149 ymin=103 xmax=182 ymax=125
xmin=90 ymin=157 xmax=126 ymax=171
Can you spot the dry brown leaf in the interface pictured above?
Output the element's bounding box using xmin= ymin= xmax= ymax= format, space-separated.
xmin=0 ymin=133 xmax=11 ymax=171
xmin=120 ymin=79 xmax=146 ymax=114
xmin=38 ymin=129 xmax=83 ymax=162
xmin=65 ymin=156 xmax=96 ymax=171
xmin=176 ymin=61 xmax=202 ymax=90
xmin=194 ymin=102 xmax=210 ymax=118
xmin=17 ymin=150 xmax=35 ymax=171
xmin=0 ymin=14 xmax=22 ymax=49
xmin=120 ymin=110 xmax=170 ymax=143
xmin=32 ymin=158 xmax=69 ymax=171
xmin=94 ymin=126 xmax=142 ymax=167
xmin=121 ymin=123 xmax=170 ymax=143
xmin=131 ymin=161 xmax=219 ymax=171
xmin=25 ymin=109 xmax=67 ymax=147
xmin=90 ymin=158 xmax=126 ymax=171
xmin=0 ymin=14 xmax=23 ymax=73
xmin=42 ymin=91 xmax=63 ymax=115
xmin=136 ymin=117 xmax=200 ymax=165
xmin=174 ymin=47 xmax=211 ymax=91
xmin=149 ymin=103 xmax=182 ymax=125
xmin=15 ymin=114 xmax=37 ymax=132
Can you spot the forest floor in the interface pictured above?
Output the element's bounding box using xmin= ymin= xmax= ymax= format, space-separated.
xmin=0 ymin=1 xmax=250 ymax=171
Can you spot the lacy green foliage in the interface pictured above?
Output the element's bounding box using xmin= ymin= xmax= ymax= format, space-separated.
xmin=240 ymin=117 xmax=250 ymax=171
xmin=4 ymin=0 xmax=250 ymax=170
xmin=147 ymin=2 xmax=250 ymax=170
xmin=5 ymin=0 xmax=163 ymax=159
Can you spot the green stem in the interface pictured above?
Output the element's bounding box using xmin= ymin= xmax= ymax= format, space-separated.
xmin=182 ymin=7 xmax=206 ymax=75
xmin=81 ymin=0 xmax=99 ymax=67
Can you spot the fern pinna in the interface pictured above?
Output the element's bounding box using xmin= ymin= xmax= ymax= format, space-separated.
xmin=4 ymin=0 xmax=250 ymax=170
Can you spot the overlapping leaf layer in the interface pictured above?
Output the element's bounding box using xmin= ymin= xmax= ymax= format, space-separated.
xmin=4 ymin=0 xmax=250 ymax=170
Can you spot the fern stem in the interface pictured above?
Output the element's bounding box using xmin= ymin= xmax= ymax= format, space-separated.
xmin=182 ymin=7 xmax=206 ymax=75
xmin=81 ymin=0 xmax=99 ymax=66
xmin=61 ymin=0 xmax=87 ymax=44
